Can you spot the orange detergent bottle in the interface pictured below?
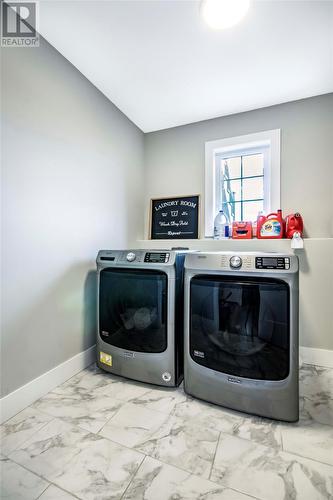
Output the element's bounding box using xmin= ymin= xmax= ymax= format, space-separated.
xmin=257 ymin=209 xmax=284 ymax=239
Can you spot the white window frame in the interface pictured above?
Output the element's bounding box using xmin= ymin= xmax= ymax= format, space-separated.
xmin=205 ymin=129 xmax=281 ymax=237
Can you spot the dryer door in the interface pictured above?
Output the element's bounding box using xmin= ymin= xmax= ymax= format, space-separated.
xmin=189 ymin=275 xmax=290 ymax=381
xmin=99 ymin=268 xmax=167 ymax=353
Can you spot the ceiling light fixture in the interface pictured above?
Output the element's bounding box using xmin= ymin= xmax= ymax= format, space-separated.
xmin=201 ymin=0 xmax=250 ymax=30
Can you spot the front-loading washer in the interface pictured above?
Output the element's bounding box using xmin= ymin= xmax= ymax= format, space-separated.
xmin=184 ymin=252 xmax=299 ymax=422
xmin=96 ymin=249 xmax=188 ymax=387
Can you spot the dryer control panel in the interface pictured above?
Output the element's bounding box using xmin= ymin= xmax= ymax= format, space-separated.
xmin=184 ymin=252 xmax=298 ymax=274
xmin=144 ymin=252 xmax=170 ymax=263
xmin=255 ymin=256 xmax=290 ymax=270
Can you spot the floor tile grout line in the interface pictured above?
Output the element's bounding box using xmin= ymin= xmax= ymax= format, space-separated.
xmin=121 ymin=451 xmax=262 ymax=500
xmin=119 ymin=453 xmax=147 ymax=500
xmin=210 ymin=428 xmax=333 ymax=469
xmin=206 ymin=451 xmax=271 ymax=500
xmin=0 ymin=394 xmax=59 ymax=426
xmin=3 ymin=452 xmax=226 ymax=499
xmin=29 ymin=387 xmax=180 ymax=432
xmin=8 ymin=413 xmax=333 ymax=494
xmin=2 ymin=456 xmax=51 ymax=491
xmin=117 ymin=454 xmax=264 ymax=500
xmin=97 ymin=400 xmax=129 ymax=435
xmin=44 ymin=480 xmax=83 ymax=500
xmin=35 ymin=483 xmax=51 ymax=500
xmin=5 ymin=418 xmax=186 ymax=490
xmin=26 ymin=405 xmax=65 ymax=423
xmin=5 ymin=419 xmax=333 ymax=500
xmin=96 ymin=396 xmax=178 ymax=435
xmin=2 ymin=415 xmax=56 ymax=458
xmin=6 ymin=404 xmax=333 ymax=475
xmin=279 ymin=446 xmax=333 ymax=468
xmin=123 ymin=427 xmax=219 ymax=480
xmin=4 ymin=393 xmax=236 ymax=436
xmin=6 ymin=454 xmax=82 ymax=500
xmin=279 ymin=424 xmax=284 ymax=450
xmin=5 ymin=398 xmax=333 ymax=464
xmin=7 ymin=437 xmax=227 ymax=499
xmin=31 ymin=385 xmax=265 ymax=437
xmin=227 ymin=486 xmax=261 ymax=500
xmin=208 ymin=430 xmax=222 ymax=481
xmin=5 ymin=370 xmax=329 ymax=430
xmin=6 ymin=412 xmax=144 ymax=471
xmin=132 ymin=449 xmax=215 ymax=480
xmin=23 ymin=404 xmax=108 ymax=437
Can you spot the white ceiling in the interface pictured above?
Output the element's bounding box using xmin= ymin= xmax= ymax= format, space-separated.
xmin=38 ymin=0 xmax=333 ymax=132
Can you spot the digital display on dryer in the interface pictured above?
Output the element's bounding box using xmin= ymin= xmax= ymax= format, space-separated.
xmin=262 ymin=258 xmax=278 ymax=267
xmin=144 ymin=253 xmax=170 ymax=263
xmin=256 ymin=257 xmax=290 ymax=269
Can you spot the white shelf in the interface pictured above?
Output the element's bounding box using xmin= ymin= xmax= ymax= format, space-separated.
xmin=136 ymin=238 xmax=308 ymax=252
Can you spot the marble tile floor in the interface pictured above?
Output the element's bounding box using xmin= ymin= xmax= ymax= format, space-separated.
xmin=1 ymin=363 xmax=332 ymax=500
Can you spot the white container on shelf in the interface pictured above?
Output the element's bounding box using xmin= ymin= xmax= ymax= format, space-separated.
xmin=213 ymin=210 xmax=229 ymax=240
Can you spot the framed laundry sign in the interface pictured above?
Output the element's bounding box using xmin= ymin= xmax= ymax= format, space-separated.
xmin=149 ymin=195 xmax=200 ymax=239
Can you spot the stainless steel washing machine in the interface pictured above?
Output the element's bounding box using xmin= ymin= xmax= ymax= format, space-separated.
xmin=96 ymin=249 xmax=188 ymax=387
xmin=184 ymin=252 xmax=299 ymax=422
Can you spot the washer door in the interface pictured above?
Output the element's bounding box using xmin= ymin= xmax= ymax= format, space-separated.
xmin=190 ymin=275 xmax=290 ymax=381
xmin=99 ymin=268 xmax=167 ymax=353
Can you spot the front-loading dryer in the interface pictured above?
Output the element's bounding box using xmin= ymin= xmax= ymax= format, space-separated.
xmin=184 ymin=252 xmax=299 ymax=422
xmin=96 ymin=249 xmax=188 ymax=387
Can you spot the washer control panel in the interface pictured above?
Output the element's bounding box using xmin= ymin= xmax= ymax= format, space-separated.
xmin=144 ymin=252 xmax=170 ymax=263
xmin=256 ymin=256 xmax=290 ymax=270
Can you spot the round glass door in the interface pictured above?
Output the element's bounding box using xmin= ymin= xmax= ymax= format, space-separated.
xmin=99 ymin=268 xmax=168 ymax=353
xmin=190 ymin=275 xmax=290 ymax=380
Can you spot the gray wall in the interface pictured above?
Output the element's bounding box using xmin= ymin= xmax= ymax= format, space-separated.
xmin=143 ymin=95 xmax=333 ymax=351
xmin=144 ymin=94 xmax=333 ymax=238
xmin=1 ymin=37 xmax=144 ymax=397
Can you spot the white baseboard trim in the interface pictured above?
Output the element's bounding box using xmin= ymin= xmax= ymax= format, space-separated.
xmin=0 ymin=345 xmax=96 ymax=424
xmin=300 ymin=346 xmax=333 ymax=369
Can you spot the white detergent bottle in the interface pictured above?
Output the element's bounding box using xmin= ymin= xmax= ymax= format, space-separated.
xmin=213 ymin=210 xmax=229 ymax=239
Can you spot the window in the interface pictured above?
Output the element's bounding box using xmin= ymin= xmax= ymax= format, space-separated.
xmin=205 ymin=130 xmax=280 ymax=237
xmin=218 ymin=149 xmax=265 ymax=222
